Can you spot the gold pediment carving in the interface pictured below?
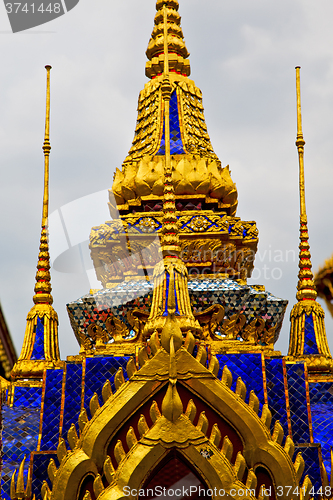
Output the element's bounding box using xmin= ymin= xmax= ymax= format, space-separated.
xmin=32 ymin=346 xmax=311 ymax=500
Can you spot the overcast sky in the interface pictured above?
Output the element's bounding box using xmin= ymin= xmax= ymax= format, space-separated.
xmin=1 ymin=0 xmax=333 ymax=359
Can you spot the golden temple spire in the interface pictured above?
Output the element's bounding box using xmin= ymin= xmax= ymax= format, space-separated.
xmin=145 ymin=0 xmax=190 ymax=80
xmin=295 ymin=66 xmax=316 ymax=302
xmin=143 ymin=5 xmax=201 ymax=339
xmin=161 ymin=3 xmax=181 ymax=258
xmin=11 ymin=66 xmax=63 ymax=381
xmin=288 ymin=67 xmax=332 ymax=373
xmin=34 ymin=65 xmax=53 ymax=306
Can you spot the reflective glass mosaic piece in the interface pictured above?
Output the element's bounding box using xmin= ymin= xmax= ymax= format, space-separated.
xmin=84 ymin=357 xmax=130 ymax=414
xmin=1 ymin=401 xmax=41 ymax=500
xmin=295 ymin=445 xmax=322 ymax=492
xmin=265 ymin=358 xmax=288 ymax=433
xmin=216 ymin=353 xmax=264 ymax=407
xmin=30 ymin=316 xmax=45 ymax=360
xmin=303 ymin=314 xmax=319 ymax=355
xmin=286 ymin=364 xmax=310 ymax=444
xmin=67 ymin=279 xmax=287 ymax=345
xmin=310 ymin=382 xmax=333 ymax=475
xmin=31 ymin=453 xmax=58 ymax=498
xmin=62 ymin=363 xmax=83 ymax=447
xmin=157 ymin=91 xmax=185 ymax=155
xmin=40 ymin=369 xmax=64 ymax=450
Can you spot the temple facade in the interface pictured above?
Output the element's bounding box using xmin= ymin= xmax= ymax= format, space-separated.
xmin=2 ymin=2 xmax=333 ymax=500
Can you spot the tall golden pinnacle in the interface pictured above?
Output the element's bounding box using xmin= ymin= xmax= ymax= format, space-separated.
xmin=34 ymin=65 xmax=53 ymax=306
xmin=295 ymin=66 xmax=317 ymax=302
xmin=288 ymin=67 xmax=332 ymax=370
xmin=11 ymin=66 xmax=63 ymax=381
xmin=161 ymin=3 xmax=181 ymax=258
xmin=146 ymin=0 xmax=190 ymax=79
xmin=144 ymin=6 xmax=201 ymax=338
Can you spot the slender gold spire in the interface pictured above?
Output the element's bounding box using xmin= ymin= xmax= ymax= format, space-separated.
xmin=145 ymin=0 xmax=190 ymax=79
xmin=11 ymin=66 xmax=63 ymax=380
xmin=34 ymin=65 xmax=53 ymax=306
xmin=160 ymin=4 xmax=181 ymax=258
xmin=295 ymin=67 xmax=317 ymax=302
xmin=288 ymin=67 xmax=332 ymax=372
xmin=143 ymin=6 xmax=201 ymax=338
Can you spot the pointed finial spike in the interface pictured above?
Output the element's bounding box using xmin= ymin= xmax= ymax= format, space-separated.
xmin=294 ymin=67 xmax=317 ymax=302
xmin=10 ymin=65 xmax=62 ymax=381
xmin=33 ymin=64 xmax=53 ymax=305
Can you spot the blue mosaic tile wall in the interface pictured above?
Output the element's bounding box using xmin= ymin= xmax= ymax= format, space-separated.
xmin=303 ymin=315 xmax=319 ymax=355
xmin=216 ymin=353 xmax=265 ymax=408
xmin=31 ymin=453 xmax=58 ymax=498
xmin=1 ymin=386 xmax=42 ymax=500
xmin=295 ymin=445 xmax=322 ymax=496
xmin=286 ymin=363 xmax=310 ymax=444
xmin=84 ymin=357 xmax=130 ymax=416
xmin=62 ymin=363 xmax=83 ymax=446
xmin=310 ymin=382 xmax=333 ymax=476
xmin=157 ymin=90 xmax=185 ymax=155
xmin=13 ymin=386 xmax=42 ymax=408
xmin=30 ymin=316 xmax=45 ymax=360
xmin=265 ymin=358 xmax=289 ymax=433
xmin=40 ymin=369 xmax=64 ymax=451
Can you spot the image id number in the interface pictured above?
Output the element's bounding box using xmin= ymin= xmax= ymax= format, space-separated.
xmin=5 ymin=3 xmax=61 ymax=13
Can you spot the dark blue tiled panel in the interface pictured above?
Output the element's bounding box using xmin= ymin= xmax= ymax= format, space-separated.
xmin=40 ymin=369 xmax=64 ymax=451
xmin=286 ymin=363 xmax=310 ymax=444
xmin=157 ymin=91 xmax=185 ymax=155
xmin=303 ymin=314 xmax=319 ymax=355
xmin=84 ymin=357 xmax=130 ymax=417
xmin=216 ymin=354 xmax=264 ymax=408
xmin=310 ymin=382 xmax=333 ymax=476
xmin=62 ymin=363 xmax=83 ymax=447
xmin=1 ymin=403 xmax=41 ymax=500
xmin=310 ymin=382 xmax=333 ymax=404
xmin=31 ymin=453 xmax=58 ymax=498
xmin=265 ymin=358 xmax=288 ymax=433
xmin=13 ymin=386 xmax=42 ymax=408
xmin=31 ymin=316 xmax=45 ymax=360
xmin=295 ymin=446 xmax=322 ymax=496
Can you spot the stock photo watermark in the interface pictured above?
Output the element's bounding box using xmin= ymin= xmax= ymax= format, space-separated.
xmin=4 ymin=0 xmax=80 ymax=32
xmin=122 ymin=485 xmax=323 ymax=498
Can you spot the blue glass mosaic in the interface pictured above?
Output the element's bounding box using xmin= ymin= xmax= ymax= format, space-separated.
xmin=1 ymin=402 xmax=41 ymax=500
xmin=40 ymin=369 xmax=64 ymax=451
xmin=157 ymin=91 xmax=185 ymax=155
xmin=30 ymin=316 xmax=45 ymax=360
xmin=62 ymin=363 xmax=83 ymax=448
xmin=295 ymin=445 xmax=322 ymax=495
xmin=163 ymin=272 xmax=180 ymax=316
xmin=310 ymin=382 xmax=333 ymax=476
xmin=286 ymin=364 xmax=310 ymax=444
xmin=303 ymin=314 xmax=319 ymax=355
xmin=265 ymin=358 xmax=288 ymax=433
xmin=67 ymin=278 xmax=287 ymax=346
xmin=84 ymin=357 xmax=130 ymax=417
xmin=216 ymin=354 xmax=264 ymax=408
xmin=31 ymin=453 xmax=58 ymax=498
xmin=13 ymin=386 xmax=42 ymax=408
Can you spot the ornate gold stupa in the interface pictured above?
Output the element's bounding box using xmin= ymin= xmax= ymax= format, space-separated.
xmin=89 ymin=0 xmax=258 ymax=288
xmin=4 ymin=3 xmax=333 ymax=500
